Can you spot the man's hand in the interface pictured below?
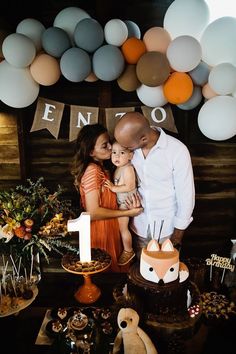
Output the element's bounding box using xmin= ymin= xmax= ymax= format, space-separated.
xmin=170 ymin=228 xmax=184 ymax=248
xmin=125 ymin=192 xmax=142 ymax=209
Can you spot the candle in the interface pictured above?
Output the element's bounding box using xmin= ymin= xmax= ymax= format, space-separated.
xmin=67 ymin=212 xmax=91 ymax=262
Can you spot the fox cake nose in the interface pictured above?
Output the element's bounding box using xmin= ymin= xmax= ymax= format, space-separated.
xmin=158 ymin=279 xmax=164 ymax=285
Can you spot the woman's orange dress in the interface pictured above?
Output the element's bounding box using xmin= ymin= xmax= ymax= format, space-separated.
xmin=80 ymin=163 xmax=126 ymax=272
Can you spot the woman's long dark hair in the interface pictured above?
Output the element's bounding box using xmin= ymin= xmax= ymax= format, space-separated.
xmin=71 ymin=124 xmax=113 ymax=190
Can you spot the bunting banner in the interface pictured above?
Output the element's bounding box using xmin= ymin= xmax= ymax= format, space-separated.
xmin=30 ymin=97 xmax=65 ymax=139
xmin=30 ymin=97 xmax=177 ymax=141
xmin=105 ymin=106 xmax=135 ymax=138
xmin=69 ymin=105 xmax=99 ymax=142
xmin=141 ymin=104 xmax=178 ymax=133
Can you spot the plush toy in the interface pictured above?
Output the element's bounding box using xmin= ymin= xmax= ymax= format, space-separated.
xmin=112 ymin=307 xmax=158 ymax=354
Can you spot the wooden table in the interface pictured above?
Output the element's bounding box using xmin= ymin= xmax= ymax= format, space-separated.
xmin=0 ymin=271 xmax=235 ymax=354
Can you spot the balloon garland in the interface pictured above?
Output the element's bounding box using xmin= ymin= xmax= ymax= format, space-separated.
xmin=0 ymin=0 xmax=236 ymax=141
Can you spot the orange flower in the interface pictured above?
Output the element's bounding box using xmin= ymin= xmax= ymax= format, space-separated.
xmin=24 ymin=219 xmax=34 ymax=228
xmin=14 ymin=226 xmax=26 ymax=239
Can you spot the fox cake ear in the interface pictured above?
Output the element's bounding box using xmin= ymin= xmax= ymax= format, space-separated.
xmin=161 ymin=239 xmax=174 ymax=252
xmin=147 ymin=239 xmax=160 ymax=251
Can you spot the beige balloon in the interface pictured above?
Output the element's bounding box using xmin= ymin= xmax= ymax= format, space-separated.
xmin=30 ymin=53 xmax=61 ymax=86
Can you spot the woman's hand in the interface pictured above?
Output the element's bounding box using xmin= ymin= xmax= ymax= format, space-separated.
xmin=104 ymin=180 xmax=115 ymax=191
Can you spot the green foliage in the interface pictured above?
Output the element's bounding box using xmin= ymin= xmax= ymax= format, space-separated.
xmin=0 ymin=177 xmax=77 ymax=263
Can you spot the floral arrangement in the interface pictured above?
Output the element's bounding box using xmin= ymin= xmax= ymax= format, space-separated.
xmin=0 ymin=177 xmax=77 ymax=264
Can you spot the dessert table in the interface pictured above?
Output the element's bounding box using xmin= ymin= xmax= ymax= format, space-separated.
xmin=0 ymin=269 xmax=235 ymax=354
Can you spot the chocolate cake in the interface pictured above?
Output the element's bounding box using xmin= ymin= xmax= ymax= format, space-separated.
xmin=128 ymin=262 xmax=190 ymax=322
xmin=127 ymin=239 xmax=200 ymax=323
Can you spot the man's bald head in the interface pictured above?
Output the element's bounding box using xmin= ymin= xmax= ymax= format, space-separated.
xmin=114 ymin=112 xmax=151 ymax=149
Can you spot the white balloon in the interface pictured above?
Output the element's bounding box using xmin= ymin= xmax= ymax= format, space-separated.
xmin=104 ymin=19 xmax=128 ymax=46
xmin=167 ymin=35 xmax=202 ymax=72
xmin=164 ymin=0 xmax=210 ymax=40
xmin=201 ymin=16 xmax=236 ymax=66
xmin=2 ymin=33 xmax=36 ymax=68
xmin=53 ymin=7 xmax=90 ymax=43
xmin=136 ymin=84 xmax=168 ymax=108
xmin=198 ymin=95 xmax=236 ymax=140
xmin=208 ymin=63 xmax=236 ymax=95
xmin=0 ymin=60 xmax=39 ymax=108
xmin=16 ymin=18 xmax=45 ymax=52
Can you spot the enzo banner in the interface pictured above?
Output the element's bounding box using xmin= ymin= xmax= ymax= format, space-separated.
xmin=30 ymin=97 xmax=177 ymax=140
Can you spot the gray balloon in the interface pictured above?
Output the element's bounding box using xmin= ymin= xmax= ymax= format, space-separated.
xmin=74 ymin=18 xmax=104 ymax=53
xmin=42 ymin=27 xmax=71 ymax=58
xmin=60 ymin=47 xmax=91 ymax=82
xmin=189 ymin=61 xmax=210 ymax=86
xmin=92 ymin=45 xmax=125 ymax=81
xmin=177 ymin=86 xmax=203 ymax=110
xmin=124 ymin=20 xmax=141 ymax=39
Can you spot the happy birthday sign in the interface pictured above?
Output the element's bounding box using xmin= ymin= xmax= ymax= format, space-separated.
xmin=206 ymin=254 xmax=235 ymax=272
xmin=205 ymin=253 xmax=235 ymax=283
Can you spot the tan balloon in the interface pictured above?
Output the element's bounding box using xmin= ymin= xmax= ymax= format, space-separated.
xmin=143 ymin=27 xmax=171 ymax=53
xmin=30 ymin=53 xmax=61 ymax=86
xmin=85 ymin=71 xmax=98 ymax=82
xmin=117 ymin=64 xmax=141 ymax=92
xmin=202 ymin=83 xmax=218 ymax=100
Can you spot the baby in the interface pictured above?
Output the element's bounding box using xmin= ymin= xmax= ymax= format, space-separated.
xmin=105 ymin=141 xmax=138 ymax=266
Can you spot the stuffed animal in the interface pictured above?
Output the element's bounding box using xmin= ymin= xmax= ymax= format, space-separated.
xmin=112 ymin=307 xmax=158 ymax=354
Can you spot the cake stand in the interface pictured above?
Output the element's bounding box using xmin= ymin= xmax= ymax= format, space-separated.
xmin=61 ymin=249 xmax=111 ymax=304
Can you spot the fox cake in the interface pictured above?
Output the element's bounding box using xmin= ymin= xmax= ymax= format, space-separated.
xmin=127 ymin=239 xmax=198 ymax=323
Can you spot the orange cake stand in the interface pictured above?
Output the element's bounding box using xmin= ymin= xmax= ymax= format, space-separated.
xmin=62 ymin=249 xmax=111 ymax=304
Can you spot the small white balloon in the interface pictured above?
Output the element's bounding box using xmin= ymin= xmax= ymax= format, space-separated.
xmin=16 ymin=18 xmax=45 ymax=52
xmin=208 ymin=63 xmax=236 ymax=95
xmin=0 ymin=60 xmax=39 ymax=108
xmin=167 ymin=35 xmax=202 ymax=72
xmin=104 ymin=19 xmax=128 ymax=46
xmin=198 ymin=95 xmax=236 ymax=140
xmin=136 ymin=84 xmax=168 ymax=107
xmin=2 ymin=33 xmax=36 ymax=68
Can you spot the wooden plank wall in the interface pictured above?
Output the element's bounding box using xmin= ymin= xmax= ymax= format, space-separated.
xmin=0 ymin=113 xmax=21 ymax=182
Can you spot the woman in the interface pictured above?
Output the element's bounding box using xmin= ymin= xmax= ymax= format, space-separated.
xmin=71 ymin=124 xmax=142 ymax=272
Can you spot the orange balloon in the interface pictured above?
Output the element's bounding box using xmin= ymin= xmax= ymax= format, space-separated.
xmin=163 ymin=72 xmax=193 ymax=104
xmin=121 ymin=37 xmax=146 ymax=64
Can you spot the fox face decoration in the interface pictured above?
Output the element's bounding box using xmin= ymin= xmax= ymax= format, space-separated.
xmin=140 ymin=239 xmax=189 ymax=284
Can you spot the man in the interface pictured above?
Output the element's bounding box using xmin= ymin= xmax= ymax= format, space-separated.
xmin=114 ymin=111 xmax=195 ymax=256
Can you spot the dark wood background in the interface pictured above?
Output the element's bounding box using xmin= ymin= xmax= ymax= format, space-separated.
xmin=0 ymin=0 xmax=235 ymax=260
